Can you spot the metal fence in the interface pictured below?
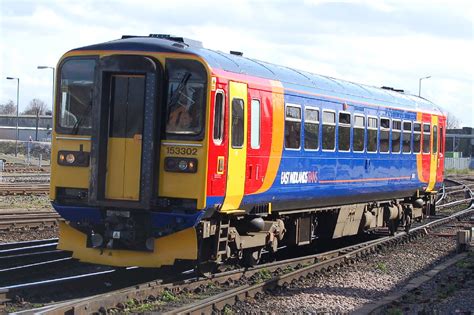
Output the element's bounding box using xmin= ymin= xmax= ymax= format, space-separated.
xmin=444 ymin=157 xmax=473 ymax=170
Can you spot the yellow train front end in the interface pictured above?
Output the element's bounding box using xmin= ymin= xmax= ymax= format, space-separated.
xmin=50 ymin=37 xmax=211 ymax=267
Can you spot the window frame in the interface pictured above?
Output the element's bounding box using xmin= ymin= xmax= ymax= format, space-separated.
xmin=413 ymin=121 xmax=422 ymax=154
xmin=422 ymin=123 xmax=431 ymax=155
xmin=337 ymin=110 xmax=352 ymax=152
xmin=284 ymin=103 xmax=302 ymax=151
xmin=303 ymin=106 xmax=320 ymax=151
xmin=55 ymin=56 xmax=98 ymax=135
xmin=353 ymin=114 xmax=366 ymax=153
xmin=379 ymin=117 xmax=390 ymax=154
xmin=250 ymin=98 xmax=261 ymax=149
xmin=231 ymin=97 xmax=245 ymax=149
xmin=402 ymin=120 xmax=412 ymax=154
xmin=322 ymin=109 xmax=337 ymax=152
xmin=433 ymin=125 xmax=438 ymax=154
xmin=212 ymin=89 xmax=225 ymax=145
xmin=391 ymin=119 xmax=402 ymax=154
xmin=366 ymin=115 xmax=378 ymax=154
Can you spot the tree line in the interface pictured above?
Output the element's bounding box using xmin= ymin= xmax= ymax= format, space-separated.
xmin=0 ymin=99 xmax=52 ymax=116
xmin=0 ymin=98 xmax=463 ymax=129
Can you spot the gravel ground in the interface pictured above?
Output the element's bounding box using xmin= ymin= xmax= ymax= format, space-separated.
xmin=382 ymin=250 xmax=474 ymax=314
xmin=0 ymin=194 xmax=52 ymax=209
xmin=0 ymin=194 xmax=57 ymax=243
xmin=234 ymin=225 xmax=468 ymax=313
xmin=0 ymin=226 xmax=58 ymax=242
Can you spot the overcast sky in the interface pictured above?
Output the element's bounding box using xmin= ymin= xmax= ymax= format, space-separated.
xmin=0 ymin=0 xmax=472 ymax=126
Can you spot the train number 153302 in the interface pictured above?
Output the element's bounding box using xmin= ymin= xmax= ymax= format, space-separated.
xmin=166 ymin=147 xmax=198 ymax=156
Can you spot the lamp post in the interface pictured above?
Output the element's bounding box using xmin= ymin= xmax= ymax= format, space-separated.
xmin=418 ymin=75 xmax=431 ymax=97
xmin=37 ymin=66 xmax=55 ymax=110
xmin=6 ymin=77 xmax=20 ymax=157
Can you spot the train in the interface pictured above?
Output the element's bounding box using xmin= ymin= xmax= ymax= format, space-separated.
xmin=50 ymin=34 xmax=446 ymax=270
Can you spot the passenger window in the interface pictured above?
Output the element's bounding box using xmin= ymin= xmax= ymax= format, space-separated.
xmin=367 ymin=117 xmax=378 ymax=153
xmin=439 ymin=126 xmax=444 ymax=153
xmin=353 ymin=115 xmax=365 ymax=152
xmin=423 ymin=123 xmax=431 ymax=154
xmin=380 ymin=118 xmax=390 ymax=153
xmin=392 ymin=120 xmax=401 ymax=153
xmin=304 ymin=108 xmax=319 ymax=150
xmin=285 ymin=105 xmax=301 ymax=149
xmin=231 ymin=98 xmax=244 ymax=148
xmin=433 ymin=125 xmax=438 ymax=153
xmin=402 ymin=121 xmax=412 ymax=153
xmin=338 ymin=112 xmax=351 ymax=151
xmin=213 ymin=91 xmax=224 ymax=143
xmin=322 ymin=111 xmax=336 ymax=150
xmin=250 ymin=99 xmax=260 ymax=149
xmin=413 ymin=122 xmax=421 ymax=153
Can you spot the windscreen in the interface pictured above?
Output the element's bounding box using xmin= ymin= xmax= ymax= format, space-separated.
xmin=57 ymin=58 xmax=96 ymax=134
xmin=165 ymin=59 xmax=207 ymax=138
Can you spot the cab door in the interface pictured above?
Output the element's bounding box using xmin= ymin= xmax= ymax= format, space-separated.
xmin=221 ymin=82 xmax=248 ymax=211
xmin=105 ymin=74 xmax=145 ymax=200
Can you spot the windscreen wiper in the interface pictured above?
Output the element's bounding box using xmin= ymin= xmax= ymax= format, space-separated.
xmin=71 ymin=100 xmax=92 ymax=135
xmin=167 ymin=72 xmax=191 ymax=109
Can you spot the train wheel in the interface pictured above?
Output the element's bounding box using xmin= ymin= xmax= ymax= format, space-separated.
xmin=404 ymin=215 xmax=412 ymax=233
xmin=388 ymin=219 xmax=398 ymax=236
xmin=242 ymin=248 xmax=262 ymax=267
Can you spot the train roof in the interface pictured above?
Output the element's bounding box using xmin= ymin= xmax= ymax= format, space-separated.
xmin=73 ymin=35 xmax=444 ymax=115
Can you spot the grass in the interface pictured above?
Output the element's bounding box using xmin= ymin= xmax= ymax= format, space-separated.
xmin=437 ymin=283 xmax=457 ymax=300
xmin=386 ymin=308 xmax=403 ymax=315
xmin=375 ymin=262 xmax=388 ymax=273
xmin=445 ymin=168 xmax=474 ymax=176
xmin=222 ymin=305 xmax=234 ymax=315
xmin=253 ymin=268 xmax=272 ymax=283
xmin=160 ymin=290 xmax=178 ymax=302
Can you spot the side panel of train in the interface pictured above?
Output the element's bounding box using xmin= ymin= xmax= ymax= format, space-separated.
xmin=205 ymin=70 xmax=446 ymax=213
xmin=198 ymin=70 xmax=446 ymax=266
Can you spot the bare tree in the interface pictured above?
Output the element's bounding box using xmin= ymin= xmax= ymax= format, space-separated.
xmin=22 ymin=98 xmax=49 ymax=116
xmin=0 ymin=100 xmax=17 ymax=115
xmin=446 ymin=111 xmax=461 ymax=129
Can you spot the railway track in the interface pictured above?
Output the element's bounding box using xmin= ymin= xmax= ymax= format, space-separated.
xmin=0 ymin=210 xmax=59 ymax=231
xmin=0 ymin=173 xmax=50 ymax=183
xmin=0 ymin=177 xmax=471 ymax=313
xmin=1 ymin=163 xmax=49 ymax=173
xmin=0 ymin=183 xmax=49 ymax=195
xmin=12 ymin=199 xmax=472 ymax=314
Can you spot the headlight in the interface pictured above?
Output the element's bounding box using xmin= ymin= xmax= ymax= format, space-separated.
xmin=57 ymin=150 xmax=90 ymax=167
xmin=66 ymin=153 xmax=76 ymax=164
xmin=164 ymin=157 xmax=198 ymax=173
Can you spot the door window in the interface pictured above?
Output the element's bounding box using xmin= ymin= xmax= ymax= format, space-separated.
xmin=231 ymin=98 xmax=244 ymax=148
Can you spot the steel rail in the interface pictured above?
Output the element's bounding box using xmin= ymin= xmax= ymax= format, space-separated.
xmin=168 ymin=206 xmax=474 ymax=315
xmin=0 ymin=238 xmax=58 ymax=251
xmin=26 ymin=204 xmax=471 ymax=315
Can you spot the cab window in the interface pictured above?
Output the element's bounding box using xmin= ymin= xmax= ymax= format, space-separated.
xmin=57 ymin=58 xmax=96 ymax=134
xmin=165 ymin=59 xmax=207 ymax=138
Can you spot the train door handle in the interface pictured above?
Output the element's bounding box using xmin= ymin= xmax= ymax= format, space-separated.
xmin=217 ymin=156 xmax=224 ymax=174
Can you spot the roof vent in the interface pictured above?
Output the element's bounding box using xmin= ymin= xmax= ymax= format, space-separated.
xmin=381 ymin=86 xmax=404 ymax=93
xmin=230 ymin=51 xmax=243 ymax=56
xmin=148 ymin=34 xmax=203 ymax=48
